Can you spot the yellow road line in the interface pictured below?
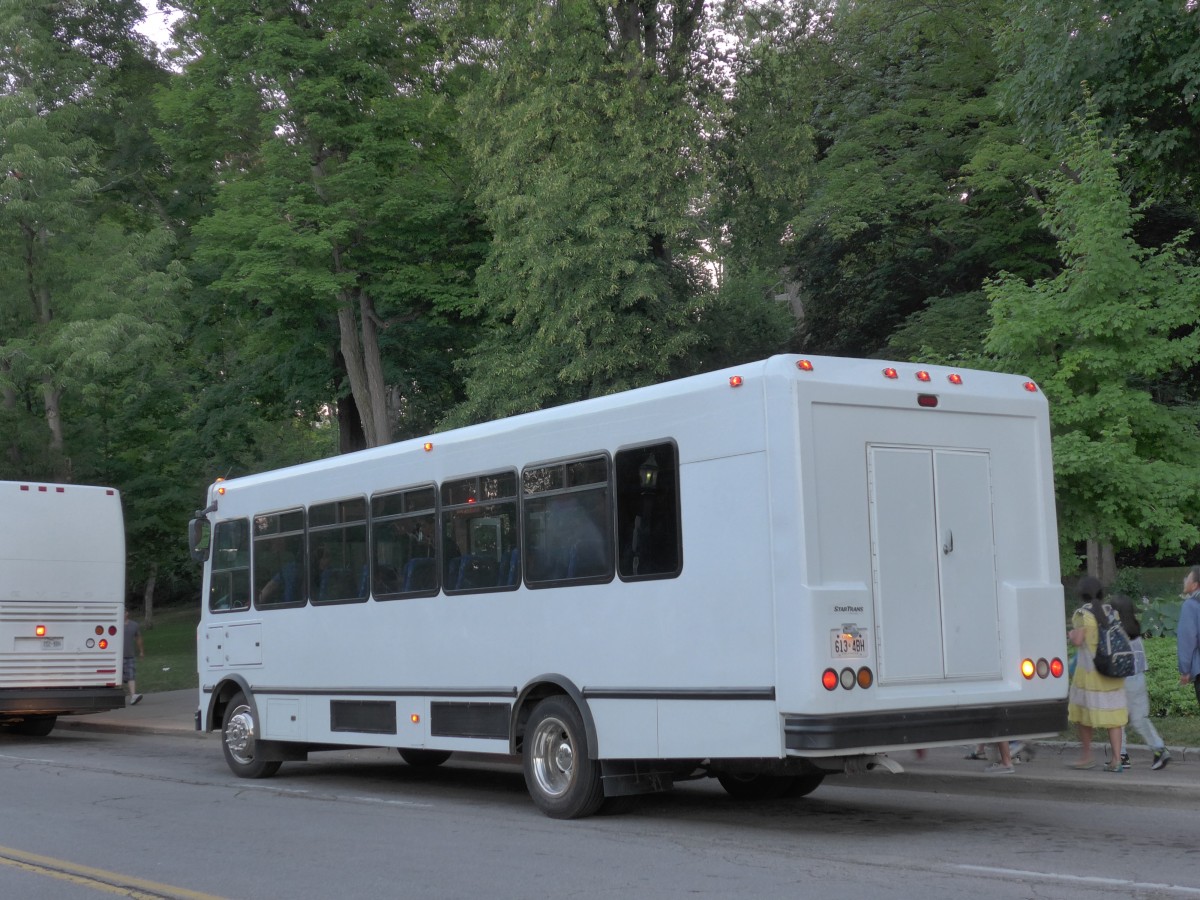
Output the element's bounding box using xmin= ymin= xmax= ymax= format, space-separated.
xmin=0 ymin=845 xmax=228 ymax=900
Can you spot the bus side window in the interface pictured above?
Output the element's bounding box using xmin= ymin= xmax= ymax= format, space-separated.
xmin=254 ymin=509 xmax=306 ymax=609
xmin=209 ymin=519 xmax=251 ymax=612
xmin=522 ymin=455 xmax=612 ymax=588
xmin=309 ymin=497 xmax=368 ymax=604
xmin=371 ymin=485 xmax=438 ymax=600
xmin=615 ymin=442 xmax=681 ymax=580
xmin=440 ymin=471 xmax=518 ymax=594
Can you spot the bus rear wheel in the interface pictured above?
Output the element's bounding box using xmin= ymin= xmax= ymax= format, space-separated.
xmin=221 ymin=691 xmax=281 ymax=779
xmin=3 ymin=715 xmax=56 ymax=737
xmin=717 ymin=772 xmax=800 ymax=800
xmin=787 ymin=773 xmax=825 ymax=798
xmin=398 ymin=748 xmax=452 ymax=768
xmin=522 ymin=696 xmax=604 ymax=819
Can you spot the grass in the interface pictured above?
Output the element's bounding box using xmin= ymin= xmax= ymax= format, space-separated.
xmin=133 ymin=604 xmax=200 ymax=693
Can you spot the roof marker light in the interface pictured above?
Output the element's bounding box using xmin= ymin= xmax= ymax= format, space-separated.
xmin=1024 ymin=381 xmax=1039 ymax=392
xmin=796 ymin=359 xmax=814 ymax=372
xmin=948 ymin=373 xmax=963 ymax=385
xmin=729 ymin=375 xmax=744 ymax=388
xmin=915 ymin=370 xmax=931 ymax=382
xmin=423 ymin=442 xmax=433 ymax=452
xmin=882 ymin=368 xmax=899 ymax=379
xmin=35 ymin=625 xmax=46 ymax=637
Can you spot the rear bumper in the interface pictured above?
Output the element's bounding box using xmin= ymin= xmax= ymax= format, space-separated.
xmin=0 ymin=686 xmax=127 ymax=718
xmin=784 ymin=699 xmax=1067 ymax=753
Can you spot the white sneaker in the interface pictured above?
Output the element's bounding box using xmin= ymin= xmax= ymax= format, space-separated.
xmin=985 ymin=763 xmax=1014 ymax=774
xmin=130 ymin=694 xmax=143 ymax=706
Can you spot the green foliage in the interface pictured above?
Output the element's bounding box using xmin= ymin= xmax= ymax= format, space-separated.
xmin=161 ymin=0 xmax=484 ymax=447
xmin=1110 ymin=568 xmax=1145 ymax=600
xmin=447 ymin=1 xmax=723 ymax=425
xmin=762 ymin=0 xmax=1055 ymax=358
xmin=984 ymin=100 xmax=1200 ymax=568
xmin=1145 ymin=637 xmax=1196 ymax=718
xmin=998 ymin=0 xmax=1200 ymax=208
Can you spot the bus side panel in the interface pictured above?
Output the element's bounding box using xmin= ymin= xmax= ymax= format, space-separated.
xmin=655 ymin=700 xmax=782 ymax=759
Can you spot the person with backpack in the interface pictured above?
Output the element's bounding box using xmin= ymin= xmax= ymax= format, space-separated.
xmin=1178 ymin=566 xmax=1200 ymax=712
xmin=1109 ymin=593 xmax=1170 ymax=770
xmin=1067 ymin=576 xmax=1128 ymax=771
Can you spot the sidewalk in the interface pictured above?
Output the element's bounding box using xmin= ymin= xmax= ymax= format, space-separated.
xmin=58 ymin=689 xmax=204 ymax=739
xmin=58 ymin=690 xmax=1200 ymax=800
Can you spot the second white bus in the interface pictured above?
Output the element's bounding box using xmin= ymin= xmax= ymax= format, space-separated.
xmin=1 ymin=481 xmax=126 ymax=735
xmin=189 ymin=355 xmax=1068 ymax=817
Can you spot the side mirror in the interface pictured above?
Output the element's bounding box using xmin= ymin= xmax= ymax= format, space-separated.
xmin=188 ymin=518 xmax=211 ymax=563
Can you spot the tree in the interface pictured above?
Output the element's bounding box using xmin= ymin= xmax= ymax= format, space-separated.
xmin=984 ymin=104 xmax=1200 ymax=576
xmin=0 ymin=0 xmax=182 ymax=479
xmin=997 ymin=0 xmax=1200 ymax=213
xmin=447 ymin=1 xmax=724 ymax=425
xmin=750 ymin=0 xmax=1055 ymax=360
xmin=160 ymin=0 xmax=484 ymax=450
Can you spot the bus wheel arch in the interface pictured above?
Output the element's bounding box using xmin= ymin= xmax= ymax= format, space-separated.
xmin=206 ymin=675 xmax=253 ymax=735
xmin=511 ymin=675 xmax=597 ymax=759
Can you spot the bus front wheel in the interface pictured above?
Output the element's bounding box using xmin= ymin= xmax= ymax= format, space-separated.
xmin=522 ymin=696 xmax=604 ymax=819
xmin=221 ymin=691 xmax=281 ymax=779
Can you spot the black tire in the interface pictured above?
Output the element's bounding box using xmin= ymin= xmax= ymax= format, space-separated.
xmin=398 ymin=748 xmax=452 ymax=768
xmin=784 ymin=773 xmax=825 ymax=798
xmin=5 ymin=716 xmax=57 ymax=737
xmin=522 ymin=696 xmax=604 ymax=819
xmin=717 ymin=772 xmax=798 ymax=800
xmin=221 ymin=691 xmax=281 ymax=779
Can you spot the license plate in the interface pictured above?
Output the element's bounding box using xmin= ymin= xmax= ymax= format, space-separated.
xmin=831 ymin=629 xmax=867 ymax=658
xmin=42 ymin=638 xmax=63 ymax=650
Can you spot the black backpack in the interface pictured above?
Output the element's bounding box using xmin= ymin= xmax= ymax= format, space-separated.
xmin=1090 ymin=602 xmax=1135 ymax=678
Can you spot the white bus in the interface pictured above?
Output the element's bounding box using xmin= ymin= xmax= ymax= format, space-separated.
xmin=1 ymin=482 xmax=127 ymax=735
xmin=189 ymin=355 xmax=1068 ymax=817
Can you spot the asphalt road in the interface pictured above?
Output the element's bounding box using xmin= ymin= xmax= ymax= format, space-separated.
xmin=0 ymin=699 xmax=1196 ymax=899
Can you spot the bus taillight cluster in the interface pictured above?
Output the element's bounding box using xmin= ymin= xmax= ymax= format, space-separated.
xmin=1022 ymin=657 xmax=1065 ymax=679
xmin=822 ymin=667 xmax=874 ymax=691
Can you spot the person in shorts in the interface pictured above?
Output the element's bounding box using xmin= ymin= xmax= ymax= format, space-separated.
xmin=124 ymin=609 xmax=145 ymax=705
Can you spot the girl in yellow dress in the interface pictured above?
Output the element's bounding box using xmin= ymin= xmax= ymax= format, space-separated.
xmin=1067 ymin=576 xmax=1128 ymax=771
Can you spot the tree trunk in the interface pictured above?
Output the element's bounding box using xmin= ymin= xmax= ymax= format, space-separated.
xmin=336 ymin=389 xmax=367 ymax=454
xmin=336 ymin=297 xmax=378 ymax=447
xmin=358 ymin=290 xmax=391 ymax=445
xmin=142 ymin=563 xmax=157 ymax=628
xmin=1086 ymin=540 xmax=1116 ymax=586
